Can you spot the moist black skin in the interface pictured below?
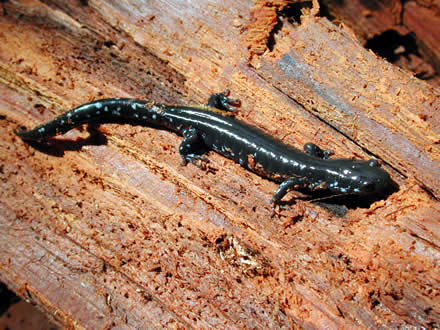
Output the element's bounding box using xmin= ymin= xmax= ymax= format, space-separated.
xmin=15 ymin=90 xmax=392 ymax=204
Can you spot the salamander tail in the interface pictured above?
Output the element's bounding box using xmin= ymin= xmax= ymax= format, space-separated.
xmin=14 ymin=126 xmax=46 ymax=142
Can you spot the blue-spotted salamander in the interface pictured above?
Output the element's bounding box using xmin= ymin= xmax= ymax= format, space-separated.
xmin=15 ymin=90 xmax=391 ymax=204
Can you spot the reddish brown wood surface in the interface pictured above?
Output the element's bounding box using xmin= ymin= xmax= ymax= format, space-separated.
xmin=0 ymin=0 xmax=439 ymax=328
xmin=321 ymin=0 xmax=440 ymax=85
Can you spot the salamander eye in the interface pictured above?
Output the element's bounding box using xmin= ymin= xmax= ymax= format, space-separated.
xmin=368 ymin=159 xmax=380 ymax=167
xmin=363 ymin=182 xmax=376 ymax=193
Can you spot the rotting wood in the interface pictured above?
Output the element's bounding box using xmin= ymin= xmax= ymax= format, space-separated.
xmin=0 ymin=0 xmax=439 ymax=328
xmin=320 ymin=0 xmax=440 ymax=86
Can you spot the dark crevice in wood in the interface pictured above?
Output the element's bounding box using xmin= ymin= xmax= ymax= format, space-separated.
xmin=319 ymin=0 xmax=440 ymax=86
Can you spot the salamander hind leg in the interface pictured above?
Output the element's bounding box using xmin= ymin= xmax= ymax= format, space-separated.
xmin=303 ymin=142 xmax=334 ymax=159
xmin=207 ymin=89 xmax=240 ymax=112
xmin=179 ymin=128 xmax=209 ymax=169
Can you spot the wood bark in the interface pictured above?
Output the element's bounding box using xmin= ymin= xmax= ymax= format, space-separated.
xmin=0 ymin=0 xmax=439 ymax=328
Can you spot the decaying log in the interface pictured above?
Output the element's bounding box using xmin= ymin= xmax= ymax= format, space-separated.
xmin=0 ymin=0 xmax=439 ymax=328
xmin=321 ymin=0 xmax=440 ymax=85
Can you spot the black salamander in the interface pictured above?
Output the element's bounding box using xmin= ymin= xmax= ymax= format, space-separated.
xmin=15 ymin=90 xmax=392 ymax=204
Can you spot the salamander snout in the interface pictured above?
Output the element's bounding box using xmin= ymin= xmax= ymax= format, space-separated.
xmin=358 ymin=162 xmax=391 ymax=195
xmin=330 ymin=158 xmax=392 ymax=196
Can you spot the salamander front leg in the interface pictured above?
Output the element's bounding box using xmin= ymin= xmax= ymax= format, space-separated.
xmin=303 ymin=142 xmax=334 ymax=159
xmin=179 ymin=128 xmax=209 ymax=168
xmin=207 ymin=89 xmax=240 ymax=112
xmin=270 ymin=177 xmax=306 ymax=204
xmin=270 ymin=177 xmax=307 ymax=217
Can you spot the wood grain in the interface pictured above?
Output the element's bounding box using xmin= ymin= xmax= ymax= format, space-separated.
xmin=0 ymin=0 xmax=439 ymax=327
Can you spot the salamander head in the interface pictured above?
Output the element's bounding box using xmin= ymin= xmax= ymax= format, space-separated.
xmin=327 ymin=159 xmax=391 ymax=196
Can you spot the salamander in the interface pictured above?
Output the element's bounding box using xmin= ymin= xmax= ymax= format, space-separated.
xmin=15 ymin=90 xmax=392 ymax=204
